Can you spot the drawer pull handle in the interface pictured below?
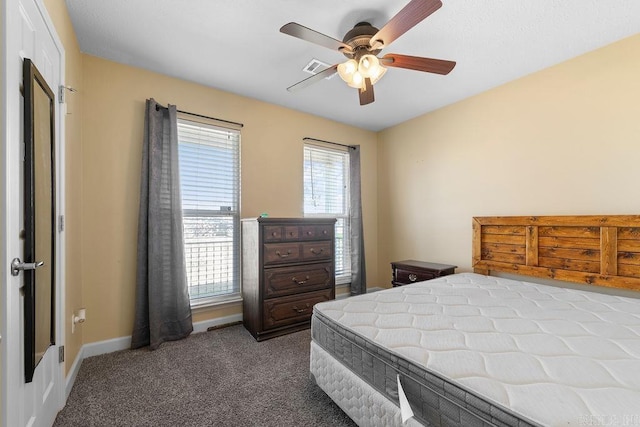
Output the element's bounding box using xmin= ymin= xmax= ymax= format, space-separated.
xmin=322 ymin=230 xmax=328 ymax=235
xmin=310 ymin=248 xmax=324 ymax=255
xmin=292 ymin=275 xmax=310 ymax=285
xmin=307 ymin=231 xmax=313 ymax=235
xmin=272 ymin=231 xmax=278 ymax=237
xmin=409 ymin=273 xmax=418 ymax=282
xmin=292 ymin=303 xmax=311 ymax=313
xmin=276 ymin=250 xmax=292 ymax=258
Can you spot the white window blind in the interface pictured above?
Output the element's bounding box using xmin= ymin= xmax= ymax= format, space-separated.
xmin=177 ymin=117 xmax=240 ymax=303
xmin=303 ymin=143 xmax=351 ymax=284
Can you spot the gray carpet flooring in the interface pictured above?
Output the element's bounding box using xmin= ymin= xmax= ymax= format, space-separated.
xmin=54 ymin=325 xmax=356 ymax=427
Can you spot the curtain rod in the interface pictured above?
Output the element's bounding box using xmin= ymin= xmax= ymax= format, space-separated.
xmin=177 ymin=109 xmax=243 ymax=128
xmin=303 ymin=137 xmax=355 ymax=150
xmin=154 ymin=102 xmax=244 ymax=128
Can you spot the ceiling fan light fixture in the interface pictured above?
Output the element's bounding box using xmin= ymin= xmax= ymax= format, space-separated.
xmin=358 ymin=54 xmax=381 ymax=78
xmin=347 ymin=71 xmax=364 ymax=89
xmin=338 ymin=55 xmax=386 ymax=89
xmin=337 ymin=59 xmax=358 ymax=84
xmin=369 ymin=65 xmax=387 ymax=85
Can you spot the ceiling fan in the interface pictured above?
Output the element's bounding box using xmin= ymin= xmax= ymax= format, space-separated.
xmin=280 ymin=0 xmax=456 ymax=106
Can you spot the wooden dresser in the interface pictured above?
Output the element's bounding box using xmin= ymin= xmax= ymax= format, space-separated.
xmin=242 ymin=217 xmax=336 ymax=341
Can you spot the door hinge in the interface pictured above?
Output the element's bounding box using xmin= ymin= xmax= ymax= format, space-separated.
xmin=59 ymin=346 xmax=65 ymax=363
xmin=59 ymin=214 xmax=64 ymax=232
xmin=59 ymin=85 xmax=77 ymax=104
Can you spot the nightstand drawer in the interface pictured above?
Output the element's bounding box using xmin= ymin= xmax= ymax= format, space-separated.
xmin=264 ymin=263 xmax=333 ymax=298
xmin=263 ymin=289 xmax=333 ymax=330
xmin=395 ymin=268 xmax=436 ymax=284
xmin=391 ymin=260 xmax=457 ymax=287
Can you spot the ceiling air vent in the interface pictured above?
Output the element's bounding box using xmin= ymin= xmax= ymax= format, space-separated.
xmin=302 ymin=59 xmax=336 ymax=79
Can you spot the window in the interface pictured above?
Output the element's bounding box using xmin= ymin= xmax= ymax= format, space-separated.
xmin=177 ymin=116 xmax=240 ymax=305
xmin=303 ymin=143 xmax=351 ymax=284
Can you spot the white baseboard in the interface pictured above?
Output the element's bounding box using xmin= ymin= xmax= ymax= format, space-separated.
xmin=82 ymin=335 xmax=132 ymax=358
xmin=65 ymin=346 xmax=84 ymax=400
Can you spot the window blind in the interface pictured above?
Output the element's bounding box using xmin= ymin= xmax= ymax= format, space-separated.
xmin=177 ymin=118 xmax=240 ymax=302
xmin=303 ymin=143 xmax=351 ymax=283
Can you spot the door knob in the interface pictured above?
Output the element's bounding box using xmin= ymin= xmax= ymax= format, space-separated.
xmin=11 ymin=258 xmax=44 ymax=276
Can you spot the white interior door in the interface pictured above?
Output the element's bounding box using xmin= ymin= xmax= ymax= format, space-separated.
xmin=2 ymin=0 xmax=65 ymax=425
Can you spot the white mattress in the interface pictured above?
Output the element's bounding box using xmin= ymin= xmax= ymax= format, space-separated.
xmin=314 ymin=273 xmax=640 ymax=426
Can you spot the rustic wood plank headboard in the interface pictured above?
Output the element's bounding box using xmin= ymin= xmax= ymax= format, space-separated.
xmin=472 ymin=215 xmax=640 ymax=291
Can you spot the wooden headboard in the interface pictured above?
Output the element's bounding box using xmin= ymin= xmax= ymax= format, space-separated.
xmin=472 ymin=215 xmax=640 ymax=291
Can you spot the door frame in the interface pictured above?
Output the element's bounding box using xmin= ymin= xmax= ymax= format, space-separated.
xmin=2 ymin=0 xmax=67 ymax=424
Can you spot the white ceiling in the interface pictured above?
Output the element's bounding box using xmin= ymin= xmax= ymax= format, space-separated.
xmin=65 ymin=0 xmax=640 ymax=131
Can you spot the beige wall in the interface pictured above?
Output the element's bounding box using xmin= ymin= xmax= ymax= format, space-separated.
xmin=80 ymin=55 xmax=378 ymax=343
xmin=377 ymin=34 xmax=640 ymax=281
xmin=43 ymin=0 xmax=84 ymax=374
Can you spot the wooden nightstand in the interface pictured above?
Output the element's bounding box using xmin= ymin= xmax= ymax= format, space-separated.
xmin=391 ymin=260 xmax=457 ymax=287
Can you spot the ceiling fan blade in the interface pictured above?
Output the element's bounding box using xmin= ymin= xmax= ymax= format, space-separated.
xmin=287 ymin=64 xmax=339 ymax=92
xmin=358 ymin=78 xmax=375 ymax=106
xmin=280 ymin=23 xmax=352 ymax=54
xmin=370 ymin=0 xmax=442 ymax=49
xmin=381 ymin=53 xmax=455 ymax=75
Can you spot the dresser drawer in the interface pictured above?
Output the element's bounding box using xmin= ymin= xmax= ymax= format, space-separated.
xmin=264 ymin=225 xmax=332 ymax=242
xmin=264 ymin=225 xmax=300 ymax=242
xmin=264 ymin=226 xmax=283 ymax=242
xmin=300 ymin=224 xmax=334 ymax=240
xmin=263 ymin=289 xmax=333 ymax=330
xmin=264 ymin=263 xmax=334 ymax=298
xmin=301 ymin=241 xmax=332 ymax=261
xmin=263 ymin=243 xmax=302 ymax=265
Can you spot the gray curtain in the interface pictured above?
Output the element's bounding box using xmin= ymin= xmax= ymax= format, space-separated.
xmin=131 ymin=98 xmax=193 ymax=350
xmin=349 ymin=146 xmax=367 ymax=295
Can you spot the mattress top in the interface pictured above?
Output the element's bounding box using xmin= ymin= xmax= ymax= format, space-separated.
xmin=314 ymin=273 xmax=640 ymax=427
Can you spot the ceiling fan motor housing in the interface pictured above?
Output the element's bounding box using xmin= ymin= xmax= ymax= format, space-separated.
xmin=342 ymin=22 xmax=381 ymax=59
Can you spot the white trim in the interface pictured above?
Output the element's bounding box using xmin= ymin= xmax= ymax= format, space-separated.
xmin=82 ymin=336 xmax=132 ymax=358
xmin=32 ymin=0 xmax=68 ymax=414
xmin=81 ymin=313 xmax=244 ymax=358
xmin=190 ymin=295 xmax=242 ymax=310
xmin=65 ymin=346 xmax=83 ymax=399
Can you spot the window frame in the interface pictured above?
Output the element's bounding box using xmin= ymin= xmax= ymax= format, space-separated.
xmin=303 ymin=142 xmax=351 ymax=285
xmin=177 ymin=113 xmax=242 ymax=307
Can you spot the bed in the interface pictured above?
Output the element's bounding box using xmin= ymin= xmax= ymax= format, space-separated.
xmin=310 ymin=215 xmax=640 ymax=426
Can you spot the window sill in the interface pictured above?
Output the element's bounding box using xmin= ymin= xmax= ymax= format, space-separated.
xmin=190 ymin=295 xmax=242 ymax=311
